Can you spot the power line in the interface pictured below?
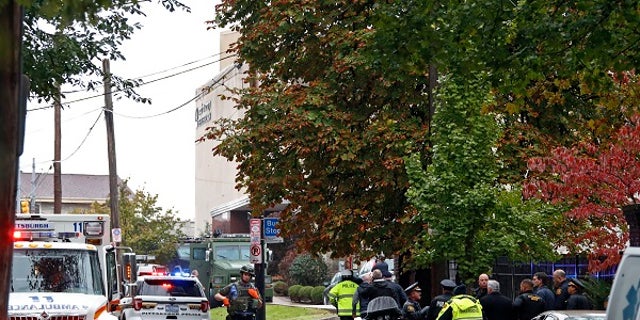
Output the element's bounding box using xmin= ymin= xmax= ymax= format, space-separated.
xmin=27 ymin=53 xmax=237 ymax=112
xmin=56 ymin=109 xmax=104 ymax=163
xmin=109 ymin=62 xmax=242 ymax=119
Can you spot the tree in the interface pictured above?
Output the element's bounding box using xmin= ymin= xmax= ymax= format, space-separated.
xmin=116 ymin=182 xmax=186 ymax=265
xmin=21 ymin=0 xmax=189 ymax=102
xmin=405 ymin=74 xmax=558 ymax=282
xmin=208 ymin=0 xmax=640 ymax=265
xmin=524 ymin=114 xmax=640 ymax=272
xmin=209 ymin=0 xmax=430 ymax=260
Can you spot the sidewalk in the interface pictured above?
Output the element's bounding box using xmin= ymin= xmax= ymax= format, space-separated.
xmin=271 ymin=295 xmax=339 ymax=320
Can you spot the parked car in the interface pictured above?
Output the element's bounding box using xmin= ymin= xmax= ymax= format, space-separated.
xmin=120 ymin=275 xmax=209 ymax=320
xmin=531 ymin=310 xmax=606 ymax=320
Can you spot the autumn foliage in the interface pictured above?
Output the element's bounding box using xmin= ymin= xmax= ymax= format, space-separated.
xmin=523 ymin=115 xmax=640 ymax=271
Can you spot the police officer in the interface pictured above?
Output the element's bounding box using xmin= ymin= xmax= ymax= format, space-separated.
xmin=426 ymin=279 xmax=456 ymax=320
xmin=214 ymin=265 xmax=263 ymax=320
xmin=403 ymin=282 xmax=429 ymax=320
xmin=513 ymin=279 xmax=545 ymax=320
xmin=329 ymin=269 xmax=360 ymax=320
xmin=436 ymin=285 xmax=484 ymax=320
xmin=566 ymin=278 xmax=592 ymax=310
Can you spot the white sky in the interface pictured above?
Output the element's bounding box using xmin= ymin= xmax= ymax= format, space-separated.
xmin=19 ymin=0 xmax=222 ymax=221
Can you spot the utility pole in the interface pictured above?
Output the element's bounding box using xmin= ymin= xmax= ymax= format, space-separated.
xmin=53 ymin=84 xmax=62 ymax=213
xmin=30 ymin=158 xmax=36 ymax=213
xmin=102 ymin=59 xmax=120 ymax=235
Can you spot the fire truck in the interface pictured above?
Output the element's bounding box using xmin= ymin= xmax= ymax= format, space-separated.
xmin=9 ymin=214 xmax=136 ymax=320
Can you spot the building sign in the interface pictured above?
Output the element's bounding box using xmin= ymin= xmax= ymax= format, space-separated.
xmin=195 ymin=101 xmax=211 ymax=128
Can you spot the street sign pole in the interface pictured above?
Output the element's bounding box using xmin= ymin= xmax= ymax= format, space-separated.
xmin=250 ymin=218 xmax=266 ymax=320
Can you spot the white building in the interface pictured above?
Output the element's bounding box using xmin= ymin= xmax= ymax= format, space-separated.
xmin=193 ymin=31 xmax=248 ymax=234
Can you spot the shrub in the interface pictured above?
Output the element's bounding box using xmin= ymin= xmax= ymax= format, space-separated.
xmin=288 ymin=284 xmax=302 ymax=302
xmin=273 ymin=281 xmax=288 ymax=296
xmin=311 ymin=286 xmax=325 ymax=304
xmin=299 ymin=286 xmax=314 ymax=302
xmin=288 ymin=253 xmax=328 ymax=286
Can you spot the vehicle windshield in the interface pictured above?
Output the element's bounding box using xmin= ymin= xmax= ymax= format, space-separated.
xmin=214 ymin=245 xmax=250 ymax=260
xmin=138 ymin=279 xmax=203 ymax=297
xmin=11 ymin=248 xmax=104 ymax=295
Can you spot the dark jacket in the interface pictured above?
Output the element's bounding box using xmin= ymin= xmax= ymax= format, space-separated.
xmin=353 ymin=282 xmax=372 ymax=315
xmin=567 ymin=294 xmax=592 ymax=310
xmin=553 ymin=279 xmax=570 ymax=310
xmin=513 ymin=291 xmax=545 ymax=320
xmin=480 ymin=292 xmax=514 ymax=320
xmin=533 ymin=285 xmax=555 ymax=311
xmin=360 ymin=279 xmax=400 ymax=306
xmin=403 ymin=298 xmax=429 ymax=320
xmin=474 ymin=287 xmax=488 ymax=300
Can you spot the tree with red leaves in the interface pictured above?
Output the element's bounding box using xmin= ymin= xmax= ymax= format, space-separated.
xmin=523 ymin=115 xmax=640 ymax=272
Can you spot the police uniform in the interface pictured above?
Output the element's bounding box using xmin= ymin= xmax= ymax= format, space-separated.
xmin=513 ymin=290 xmax=545 ymax=320
xmin=218 ymin=280 xmax=262 ymax=320
xmin=566 ymin=278 xmax=592 ymax=310
xmin=403 ymin=282 xmax=428 ymax=320
xmin=553 ymin=279 xmax=570 ymax=310
xmin=426 ymin=280 xmax=456 ymax=320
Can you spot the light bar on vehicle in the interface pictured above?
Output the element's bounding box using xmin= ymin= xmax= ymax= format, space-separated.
xmin=13 ymin=230 xmax=80 ymax=241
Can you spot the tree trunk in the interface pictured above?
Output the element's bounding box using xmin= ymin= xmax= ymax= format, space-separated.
xmin=622 ymin=204 xmax=640 ymax=247
xmin=0 ymin=1 xmax=22 ymax=316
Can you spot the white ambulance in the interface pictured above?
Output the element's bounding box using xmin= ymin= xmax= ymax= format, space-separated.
xmin=9 ymin=214 xmax=129 ymax=320
xmin=607 ymin=246 xmax=640 ymax=320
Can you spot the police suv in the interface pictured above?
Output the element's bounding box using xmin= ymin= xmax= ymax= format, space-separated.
xmin=120 ymin=275 xmax=210 ymax=320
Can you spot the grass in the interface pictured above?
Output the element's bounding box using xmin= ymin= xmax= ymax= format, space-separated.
xmin=209 ymin=304 xmax=335 ymax=320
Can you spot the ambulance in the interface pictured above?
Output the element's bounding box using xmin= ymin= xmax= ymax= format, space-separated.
xmin=9 ymin=214 xmax=134 ymax=320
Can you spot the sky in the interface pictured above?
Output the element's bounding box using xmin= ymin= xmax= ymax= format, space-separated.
xmin=19 ymin=0 xmax=222 ymax=221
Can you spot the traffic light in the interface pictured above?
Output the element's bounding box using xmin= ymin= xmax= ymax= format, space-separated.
xmin=20 ymin=200 xmax=29 ymax=213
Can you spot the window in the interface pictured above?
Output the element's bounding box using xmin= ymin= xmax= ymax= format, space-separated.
xmin=138 ymin=279 xmax=204 ymax=297
xmin=193 ymin=248 xmax=206 ymax=260
xmin=11 ymin=248 xmax=104 ymax=295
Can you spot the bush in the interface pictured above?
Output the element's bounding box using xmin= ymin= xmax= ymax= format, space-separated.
xmin=288 ymin=253 xmax=328 ymax=286
xmin=299 ymin=286 xmax=314 ymax=302
xmin=288 ymin=284 xmax=302 ymax=302
xmin=273 ymin=281 xmax=288 ymax=296
xmin=311 ymin=286 xmax=325 ymax=304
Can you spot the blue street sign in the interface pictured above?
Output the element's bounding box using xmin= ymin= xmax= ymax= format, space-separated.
xmin=263 ymin=218 xmax=283 ymax=242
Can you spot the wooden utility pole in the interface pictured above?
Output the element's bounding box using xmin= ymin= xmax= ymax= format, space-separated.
xmin=0 ymin=1 xmax=24 ymax=316
xmin=102 ymin=59 xmax=120 ymax=233
xmin=54 ymin=84 xmax=62 ymax=213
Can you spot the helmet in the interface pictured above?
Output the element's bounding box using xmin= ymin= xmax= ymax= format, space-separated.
xmin=240 ymin=265 xmax=255 ymax=276
xmin=340 ymin=269 xmax=353 ymax=281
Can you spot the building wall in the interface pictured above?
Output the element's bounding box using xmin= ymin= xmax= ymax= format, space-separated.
xmin=194 ymin=31 xmax=247 ymax=235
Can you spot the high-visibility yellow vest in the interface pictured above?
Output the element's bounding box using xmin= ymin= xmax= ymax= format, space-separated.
xmin=437 ymin=294 xmax=483 ymax=320
xmin=329 ymin=280 xmax=360 ymax=316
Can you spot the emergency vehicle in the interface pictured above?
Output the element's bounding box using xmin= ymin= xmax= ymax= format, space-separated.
xmin=10 ymin=214 xmax=135 ymax=320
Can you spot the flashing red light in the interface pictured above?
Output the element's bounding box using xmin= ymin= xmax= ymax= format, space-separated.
xmin=133 ymin=298 xmax=142 ymax=311
xmin=200 ymin=300 xmax=209 ymax=312
xmin=162 ymin=283 xmax=173 ymax=289
xmin=13 ymin=230 xmax=22 ymax=239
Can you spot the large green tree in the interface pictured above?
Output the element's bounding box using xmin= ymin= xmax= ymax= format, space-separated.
xmin=209 ymin=0 xmax=431 ymax=258
xmin=405 ymin=74 xmax=558 ymax=282
xmin=208 ymin=0 xmax=640 ymax=267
